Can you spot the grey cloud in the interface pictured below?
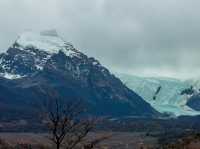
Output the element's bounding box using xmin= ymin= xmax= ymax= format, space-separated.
xmin=0 ymin=0 xmax=200 ymax=78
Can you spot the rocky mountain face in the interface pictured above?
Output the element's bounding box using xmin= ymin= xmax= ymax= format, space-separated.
xmin=187 ymin=94 xmax=200 ymax=111
xmin=0 ymin=30 xmax=158 ymax=120
xmin=182 ymin=79 xmax=200 ymax=111
xmin=117 ymin=73 xmax=200 ymax=117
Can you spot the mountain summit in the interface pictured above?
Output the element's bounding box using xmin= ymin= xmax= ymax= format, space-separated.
xmin=0 ymin=30 xmax=80 ymax=79
xmin=0 ymin=30 xmax=158 ymax=119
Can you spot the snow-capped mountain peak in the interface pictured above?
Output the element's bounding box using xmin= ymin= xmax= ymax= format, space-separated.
xmin=0 ymin=30 xmax=84 ymax=79
xmin=0 ymin=30 xmax=105 ymax=80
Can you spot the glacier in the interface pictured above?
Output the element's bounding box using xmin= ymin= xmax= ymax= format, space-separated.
xmin=116 ymin=73 xmax=200 ymax=117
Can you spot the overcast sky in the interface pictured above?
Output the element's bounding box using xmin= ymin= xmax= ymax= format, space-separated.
xmin=0 ymin=0 xmax=200 ymax=79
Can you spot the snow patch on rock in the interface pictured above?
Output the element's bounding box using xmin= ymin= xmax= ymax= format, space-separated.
xmin=0 ymin=72 xmax=25 ymax=79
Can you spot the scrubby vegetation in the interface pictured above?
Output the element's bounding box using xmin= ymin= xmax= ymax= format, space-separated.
xmin=0 ymin=138 xmax=49 ymax=149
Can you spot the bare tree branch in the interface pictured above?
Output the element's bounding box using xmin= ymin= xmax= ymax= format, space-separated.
xmin=41 ymin=92 xmax=107 ymax=149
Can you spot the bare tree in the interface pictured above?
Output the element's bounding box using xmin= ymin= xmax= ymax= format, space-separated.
xmin=42 ymin=94 xmax=109 ymax=149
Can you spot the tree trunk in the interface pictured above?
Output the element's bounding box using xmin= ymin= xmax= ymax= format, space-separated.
xmin=56 ymin=142 xmax=60 ymax=149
